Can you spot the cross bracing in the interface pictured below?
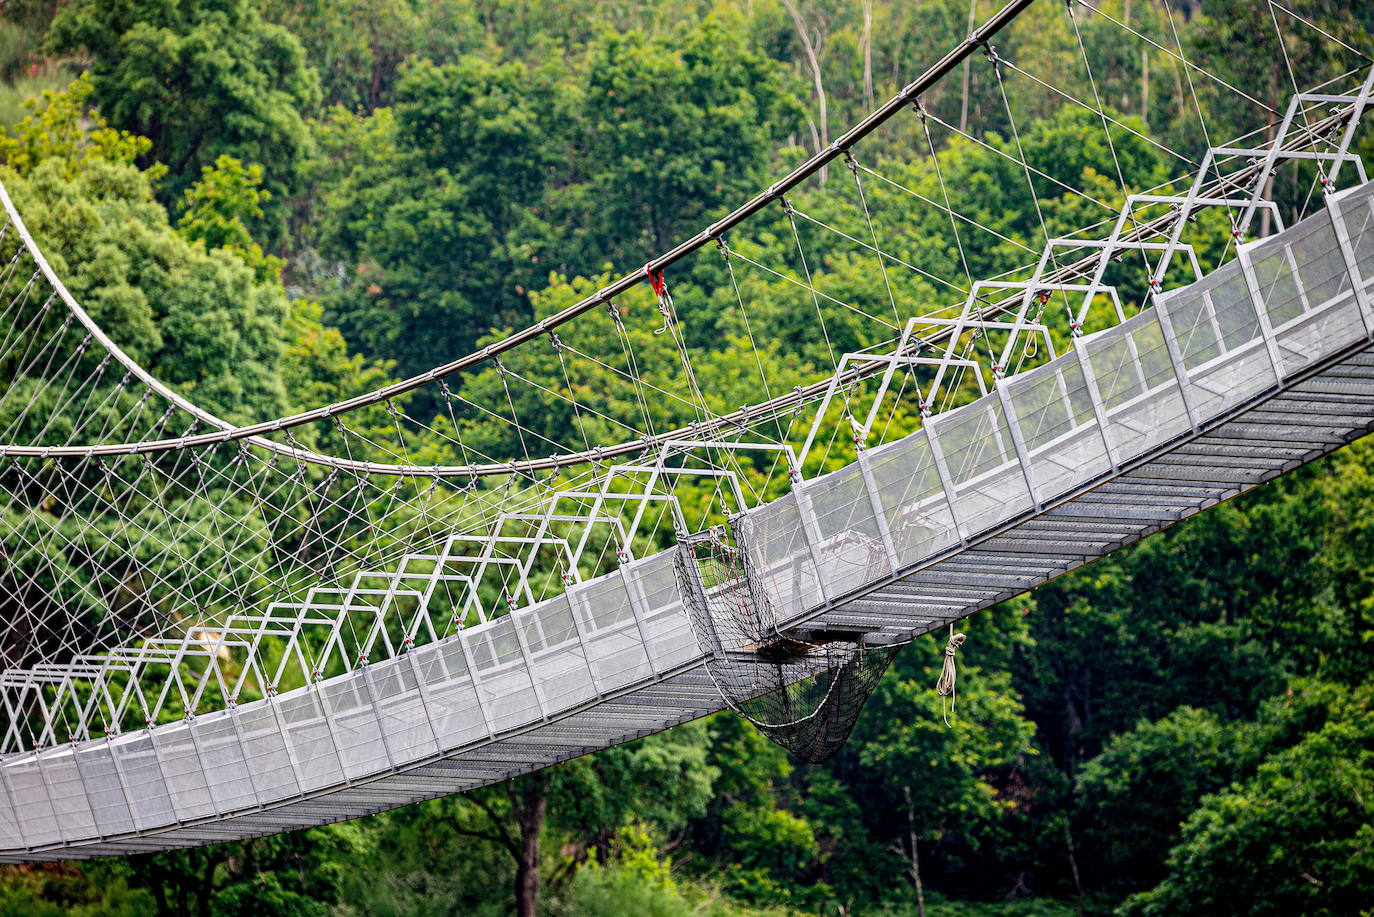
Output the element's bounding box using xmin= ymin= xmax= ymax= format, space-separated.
xmin=0 ymin=0 xmax=1372 ymax=859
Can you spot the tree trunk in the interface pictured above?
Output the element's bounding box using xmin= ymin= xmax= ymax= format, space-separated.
xmin=960 ymin=0 xmax=978 ymax=133
xmin=510 ymin=773 xmax=548 ymax=917
xmin=904 ymin=786 xmax=926 ymax=917
xmin=860 ymin=0 xmax=875 ymax=112
xmin=782 ymin=0 xmax=829 ymax=184
xmin=1064 ymin=816 xmax=1085 ymax=913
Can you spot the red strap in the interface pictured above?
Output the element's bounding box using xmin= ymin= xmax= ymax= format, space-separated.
xmin=644 ymin=263 xmax=667 ymax=297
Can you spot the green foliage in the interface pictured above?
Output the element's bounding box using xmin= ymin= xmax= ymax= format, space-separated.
xmin=0 ymin=2 xmax=1372 ymax=916
xmin=1121 ymin=684 xmax=1374 ymax=917
xmin=261 ymin=0 xmax=482 ymax=112
xmin=0 ymin=73 xmax=154 ymax=179
xmin=555 ymin=827 xmax=801 ymax=916
xmin=1075 ymin=707 xmax=1246 ymax=890
xmin=178 ymin=155 xmax=284 ymax=282
xmin=45 ymin=0 xmax=321 ymax=241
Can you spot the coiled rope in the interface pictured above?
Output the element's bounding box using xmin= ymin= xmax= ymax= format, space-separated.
xmin=936 ymin=624 xmax=967 ymax=727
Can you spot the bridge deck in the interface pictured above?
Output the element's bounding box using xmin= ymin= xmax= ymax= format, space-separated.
xmin=4 ymin=182 xmax=1374 ymax=861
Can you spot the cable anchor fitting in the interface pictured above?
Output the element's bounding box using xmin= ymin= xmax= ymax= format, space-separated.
xmin=645 ymin=264 xmax=675 ymax=335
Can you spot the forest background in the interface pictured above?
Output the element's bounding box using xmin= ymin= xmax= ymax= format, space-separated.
xmin=0 ymin=0 xmax=1371 ymax=915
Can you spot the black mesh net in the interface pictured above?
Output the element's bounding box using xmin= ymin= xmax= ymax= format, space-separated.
xmin=675 ymin=525 xmax=899 ymax=764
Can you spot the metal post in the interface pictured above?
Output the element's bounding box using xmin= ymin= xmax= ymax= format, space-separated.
xmin=1236 ymin=245 xmax=1290 ymax=378
xmin=1325 ymin=192 xmax=1374 ymax=335
xmin=1072 ymin=339 xmax=1119 ymax=471
xmin=923 ymin=422 xmax=969 ymax=544
xmin=855 ymin=450 xmax=901 ymax=570
xmin=995 ymin=383 xmax=1044 ymax=508
xmin=1151 ymin=301 xmax=1201 ymax=430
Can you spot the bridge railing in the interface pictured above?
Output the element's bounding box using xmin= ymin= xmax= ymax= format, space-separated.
xmin=734 ymin=185 xmax=1374 ymax=628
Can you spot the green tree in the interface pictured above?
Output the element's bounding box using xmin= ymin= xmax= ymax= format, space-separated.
xmin=1074 ymin=707 xmax=1245 ymax=892
xmin=177 ymin=155 xmax=283 ymax=283
xmin=309 ymin=53 xmax=562 ymax=379
xmin=45 ymin=0 xmax=321 ymax=242
xmin=1122 ymin=685 xmax=1374 ymax=917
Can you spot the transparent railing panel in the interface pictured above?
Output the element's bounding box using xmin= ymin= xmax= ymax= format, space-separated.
xmin=196 ymin=713 xmax=258 ymax=814
xmin=576 ymin=574 xmax=653 ymax=687
xmin=1247 ymin=210 xmax=1366 ymax=375
xmin=927 ymin=396 xmax=1033 ymax=535
xmin=371 ymin=658 xmax=439 ymax=763
xmin=0 ymin=780 xmax=22 ymax=847
xmin=327 ymin=676 xmax=392 ymax=780
xmin=736 ymin=493 xmax=824 ymax=619
xmin=1156 ymin=260 xmax=1279 ymax=422
xmin=74 ymin=742 xmax=135 ymax=836
xmin=521 ymin=597 xmax=598 ymax=713
xmin=866 ymin=430 xmax=959 ymax=569
xmin=411 ymin=639 xmax=486 ymax=750
xmin=236 ymin=703 xmax=300 ymax=801
xmin=44 ymin=750 xmax=97 ymax=841
xmin=279 ymin=691 xmax=345 ymax=791
xmin=1331 ymin=181 xmax=1374 ymax=294
xmin=1006 ymin=358 xmax=1111 ymax=503
xmin=112 ymin=734 xmax=176 ymax=831
xmin=1084 ymin=311 xmax=1192 ymax=463
xmin=152 ymin=725 xmax=215 ymax=821
xmin=469 ymin=618 xmax=542 ymax=734
xmin=7 ymin=757 xmax=58 ymax=846
xmin=801 ymin=462 xmax=892 ymax=598
xmin=626 ymin=551 xmax=701 ymax=671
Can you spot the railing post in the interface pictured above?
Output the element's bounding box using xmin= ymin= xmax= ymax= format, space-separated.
xmin=855 ymin=450 xmax=901 ymax=570
xmin=455 ymin=628 xmax=497 ymax=739
xmin=791 ymin=481 xmax=835 ymax=604
xmin=621 ymin=564 xmax=662 ymax=677
xmin=995 ymin=383 xmax=1044 ymax=509
xmin=1325 ymin=192 xmax=1374 ymax=336
xmin=1073 ymin=339 xmax=1120 ymax=471
xmin=1236 ymin=245 xmax=1290 ymax=378
xmin=563 ymin=587 xmax=606 ymax=698
xmin=923 ymin=423 xmax=969 ymax=545
xmin=1150 ymin=301 xmax=1201 ymax=431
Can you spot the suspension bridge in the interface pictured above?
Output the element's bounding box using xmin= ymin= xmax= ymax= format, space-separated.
xmin=1 ymin=0 xmax=1372 ymax=861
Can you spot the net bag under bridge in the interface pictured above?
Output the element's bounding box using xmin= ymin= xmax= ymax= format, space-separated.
xmin=674 ymin=525 xmax=900 ymax=763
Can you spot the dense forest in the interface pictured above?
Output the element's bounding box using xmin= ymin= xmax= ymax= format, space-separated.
xmin=0 ymin=0 xmax=1372 ymax=914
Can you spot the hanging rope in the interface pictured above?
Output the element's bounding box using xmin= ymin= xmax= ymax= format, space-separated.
xmin=936 ymin=624 xmax=967 ymax=727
